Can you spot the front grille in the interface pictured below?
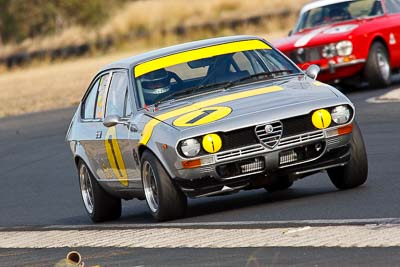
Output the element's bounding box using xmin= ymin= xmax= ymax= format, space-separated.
xmin=281 ymin=115 xmax=316 ymax=137
xmin=278 ymin=130 xmax=325 ymax=148
xmin=216 ymin=144 xmax=265 ymax=161
xmin=221 ymin=127 xmax=258 ymax=150
xmin=210 ymin=114 xmax=321 ymax=161
xmin=286 ymin=46 xmax=322 ymax=64
xmin=255 ymin=121 xmax=283 ymax=149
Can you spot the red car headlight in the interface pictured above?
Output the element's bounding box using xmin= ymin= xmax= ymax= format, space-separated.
xmin=336 ymin=41 xmax=353 ymax=57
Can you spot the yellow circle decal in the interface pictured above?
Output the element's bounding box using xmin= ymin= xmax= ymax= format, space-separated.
xmin=202 ymin=133 xmax=222 ymax=153
xmin=173 ymin=106 xmax=232 ymax=127
xmin=312 ymin=109 xmax=332 ymax=129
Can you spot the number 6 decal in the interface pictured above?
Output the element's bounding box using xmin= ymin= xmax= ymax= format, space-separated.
xmin=105 ymin=127 xmax=128 ymax=186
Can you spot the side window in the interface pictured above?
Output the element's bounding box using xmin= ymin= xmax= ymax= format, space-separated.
xmin=259 ymin=49 xmax=294 ymax=71
xmin=105 ymin=72 xmax=128 ymax=117
xmin=232 ymin=52 xmax=257 ymax=74
xmin=95 ymin=73 xmax=111 ymax=119
xmin=82 ymin=79 xmax=99 ymax=119
xmin=386 ymin=0 xmax=400 ymax=14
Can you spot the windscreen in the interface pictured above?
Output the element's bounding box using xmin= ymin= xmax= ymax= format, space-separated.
xmin=134 ymin=40 xmax=299 ymax=107
xmin=294 ymin=0 xmax=383 ymax=33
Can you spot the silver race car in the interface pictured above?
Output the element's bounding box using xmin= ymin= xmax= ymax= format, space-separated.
xmin=66 ymin=35 xmax=368 ymax=222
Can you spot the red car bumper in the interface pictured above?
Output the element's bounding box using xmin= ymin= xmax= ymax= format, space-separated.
xmin=317 ymin=58 xmax=366 ymax=82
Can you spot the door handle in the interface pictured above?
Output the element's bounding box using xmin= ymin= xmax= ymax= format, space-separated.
xmin=96 ymin=131 xmax=102 ymax=139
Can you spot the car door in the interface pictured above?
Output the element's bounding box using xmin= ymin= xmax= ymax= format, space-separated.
xmin=102 ymin=70 xmax=141 ymax=190
xmin=79 ymin=71 xmax=112 ymax=181
xmin=384 ymin=0 xmax=400 ymax=68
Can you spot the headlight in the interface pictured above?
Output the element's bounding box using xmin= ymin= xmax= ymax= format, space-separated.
xmin=202 ymin=133 xmax=222 ymax=153
xmin=322 ymin=43 xmax=336 ymax=58
xmin=331 ymin=105 xmax=351 ymax=124
xmin=180 ymin=138 xmax=201 ymax=157
xmin=336 ymin=40 xmax=353 ymax=56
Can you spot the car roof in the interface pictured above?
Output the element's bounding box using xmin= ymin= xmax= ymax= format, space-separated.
xmin=100 ymin=35 xmax=265 ymax=72
xmin=300 ymin=0 xmax=354 ymax=14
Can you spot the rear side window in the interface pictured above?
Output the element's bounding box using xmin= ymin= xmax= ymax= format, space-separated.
xmin=95 ymin=73 xmax=111 ymax=119
xmin=82 ymin=80 xmax=99 ymax=119
xmin=105 ymin=72 xmax=129 ymax=117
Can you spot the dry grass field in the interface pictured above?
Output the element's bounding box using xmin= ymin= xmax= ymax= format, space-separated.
xmin=0 ymin=31 xmax=290 ymax=118
xmin=1 ymin=0 xmax=309 ymax=57
xmin=0 ymin=51 xmax=135 ymax=117
xmin=0 ymin=0 xmax=310 ymax=118
xmin=0 ymin=31 xmax=286 ymax=118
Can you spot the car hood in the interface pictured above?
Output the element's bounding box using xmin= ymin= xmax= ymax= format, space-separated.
xmin=274 ymin=20 xmax=361 ymax=50
xmin=144 ymin=77 xmax=343 ymax=136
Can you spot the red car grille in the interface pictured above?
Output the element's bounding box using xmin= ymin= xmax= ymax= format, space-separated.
xmin=286 ymin=46 xmax=322 ymax=64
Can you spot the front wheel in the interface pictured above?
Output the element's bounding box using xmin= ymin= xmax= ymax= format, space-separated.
xmin=141 ymin=151 xmax=187 ymax=221
xmin=328 ymin=122 xmax=368 ymax=189
xmin=78 ymin=161 xmax=121 ymax=222
xmin=364 ymin=42 xmax=391 ymax=88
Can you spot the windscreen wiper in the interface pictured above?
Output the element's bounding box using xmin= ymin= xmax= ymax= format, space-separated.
xmin=154 ymin=81 xmax=231 ymax=107
xmin=223 ymin=70 xmax=294 ymax=90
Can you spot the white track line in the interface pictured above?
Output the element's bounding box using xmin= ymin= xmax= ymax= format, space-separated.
xmin=1 ymin=224 xmax=400 ymax=248
xmin=367 ymin=88 xmax=400 ymax=103
xmin=36 ymin=217 xmax=400 ymax=229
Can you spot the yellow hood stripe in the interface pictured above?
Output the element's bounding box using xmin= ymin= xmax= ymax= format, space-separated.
xmin=134 ymin=40 xmax=271 ymax=78
xmin=140 ymin=85 xmax=283 ymax=145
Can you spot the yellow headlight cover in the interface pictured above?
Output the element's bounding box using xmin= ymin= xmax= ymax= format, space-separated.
xmin=202 ymin=133 xmax=222 ymax=153
xmin=312 ymin=109 xmax=332 ymax=129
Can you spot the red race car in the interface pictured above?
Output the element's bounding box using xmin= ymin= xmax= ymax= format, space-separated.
xmin=274 ymin=0 xmax=400 ymax=88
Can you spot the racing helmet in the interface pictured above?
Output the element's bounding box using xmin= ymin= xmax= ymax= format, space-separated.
xmin=141 ymin=69 xmax=171 ymax=103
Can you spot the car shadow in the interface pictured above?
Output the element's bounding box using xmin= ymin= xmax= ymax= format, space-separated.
xmin=117 ymin=184 xmax=349 ymax=224
xmin=53 ymin=176 xmax=370 ymax=226
xmin=182 ymin=186 xmax=337 ymax=220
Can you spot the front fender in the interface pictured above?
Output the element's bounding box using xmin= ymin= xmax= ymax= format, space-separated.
xmin=139 ymin=123 xmax=181 ymax=179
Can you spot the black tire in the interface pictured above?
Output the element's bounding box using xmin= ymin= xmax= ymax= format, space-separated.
xmin=328 ymin=121 xmax=368 ymax=189
xmin=264 ymin=177 xmax=293 ymax=192
xmin=364 ymin=42 xmax=391 ymax=88
xmin=141 ymin=151 xmax=187 ymax=221
xmin=78 ymin=160 xmax=121 ymax=222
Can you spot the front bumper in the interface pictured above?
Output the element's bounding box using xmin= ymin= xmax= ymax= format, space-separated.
xmin=308 ymin=58 xmax=366 ymax=82
xmin=173 ymin=132 xmax=351 ymax=198
xmin=320 ymin=59 xmax=366 ymax=74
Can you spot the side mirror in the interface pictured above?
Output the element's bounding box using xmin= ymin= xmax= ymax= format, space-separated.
xmin=103 ymin=115 xmax=121 ymax=128
xmin=305 ymin=64 xmax=320 ymax=80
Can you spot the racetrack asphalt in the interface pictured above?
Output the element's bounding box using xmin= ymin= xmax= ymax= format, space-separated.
xmin=1 ymin=86 xmax=399 ymax=227
xmin=0 ymin=84 xmax=400 ymax=266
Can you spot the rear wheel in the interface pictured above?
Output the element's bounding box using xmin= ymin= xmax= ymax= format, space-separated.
xmin=141 ymin=151 xmax=187 ymax=221
xmin=78 ymin=161 xmax=121 ymax=222
xmin=328 ymin=122 xmax=368 ymax=189
xmin=364 ymin=42 xmax=391 ymax=88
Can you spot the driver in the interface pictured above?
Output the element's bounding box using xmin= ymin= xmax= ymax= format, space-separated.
xmin=328 ymin=4 xmax=351 ymax=22
xmin=141 ymin=68 xmax=171 ymax=105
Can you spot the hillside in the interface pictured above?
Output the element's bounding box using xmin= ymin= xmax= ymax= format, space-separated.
xmin=0 ymin=0 xmax=309 ymax=69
